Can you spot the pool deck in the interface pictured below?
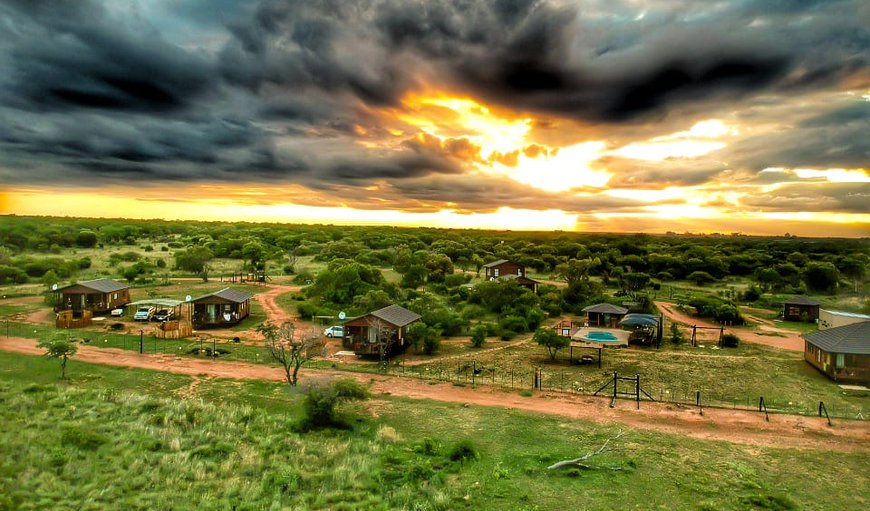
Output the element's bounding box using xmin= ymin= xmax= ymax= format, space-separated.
xmin=570 ymin=327 xmax=629 ymax=348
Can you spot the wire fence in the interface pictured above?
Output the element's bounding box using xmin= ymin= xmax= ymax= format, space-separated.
xmin=4 ymin=317 xmax=866 ymax=421
xmin=376 ymin=359 xmax=867 ymax=421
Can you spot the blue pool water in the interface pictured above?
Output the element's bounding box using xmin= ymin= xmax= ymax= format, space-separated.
xmin=583 ymin=331 xmax=619 ymax=342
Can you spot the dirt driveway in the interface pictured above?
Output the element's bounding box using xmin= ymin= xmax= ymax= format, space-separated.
xmin=656 ymin=302 xmax=804 ymax=351
xmin=2 ymin=336 xmax=866 ymax=453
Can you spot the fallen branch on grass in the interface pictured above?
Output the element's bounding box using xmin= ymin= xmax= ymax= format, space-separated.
xmin=547 ymin=430 xmax=625 ymax=470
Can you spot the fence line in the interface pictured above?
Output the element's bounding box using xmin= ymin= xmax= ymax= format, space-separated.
xmin=3 ymin=318 xmax=865 ymax=421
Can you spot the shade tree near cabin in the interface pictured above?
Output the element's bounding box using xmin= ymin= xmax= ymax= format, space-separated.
xmin=306 ymin=259 xmax=386 ymax=305
xmin=37 ymin=335 xmax=78 ymax=379
xmin=534 ymin=328 xmax=569 ymax=362
xmin=620 ymin=272 xmax=651 ymax=300
xmin=257 ymin=322 xmax=324 ymax=387
xmin=174 ymin=246 xmax=214 ymax=281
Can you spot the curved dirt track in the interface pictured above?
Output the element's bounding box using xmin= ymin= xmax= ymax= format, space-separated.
xmin=656 ymin=302 xmax=804 ymax=351
xmin=2 ymin=336 xmax=867 ymax=453
xmin=254 ymin=283 xmax=301 ymax=325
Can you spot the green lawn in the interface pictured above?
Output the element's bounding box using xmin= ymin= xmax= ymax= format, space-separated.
xmin=402 ymin=339 xmax=870 ymax=418
xmin=1 ymin=351 xmax=868 ymax=510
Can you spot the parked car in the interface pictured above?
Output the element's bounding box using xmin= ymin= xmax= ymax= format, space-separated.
xmin=133 ymin=306 xmax=155 ymax=321
xmin=152 ymin=309 xmax=173 ymax=322
xmin=110 ymin=308 xmax=125 ymax=317
xmin=323 ymin=325 xmax=344 ymax=338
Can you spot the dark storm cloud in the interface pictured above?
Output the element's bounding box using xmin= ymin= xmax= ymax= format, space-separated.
xmin=741 ymin=183 xmax=870 ymax=213
xmin=722 ymin=101 xmax=870 ymax=171
xmin=386 ymin=175 xmax=648 ymax=214
xmin=0 ymin=0 xmax=867 ymax=217
xmin=0 ymin=1 xmax=213 ymax=113
xmin=601 ymin=157 xmax=731 ymax=188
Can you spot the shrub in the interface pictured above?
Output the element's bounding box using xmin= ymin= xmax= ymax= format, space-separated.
xmin=670 ymin=323 xmax=684 ymax=345
xmin=61 ymin=426 xmax=107 ymax=450
xmin=299 ymin=379 xmax=370 ymax=430
xmin=721 ymin=333 xmax=740 ymax=348
xmin=499 ymin=314 xmax=528 ymax=334
xmin=448 ymin=439 xmax=479 ymax=463
xmin=470 ymin=324 xmax=487 ymax=348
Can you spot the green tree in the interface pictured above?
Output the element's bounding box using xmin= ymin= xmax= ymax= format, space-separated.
xmin=554 ymin=258 xmax=598 ymax=289
xmin=307 ymin=259 xmax=385 ymax=304
xmin=38 ymin=335 xmax=78 ymax=379
xmin=471 ymin=254 xmax=485 ymax=276
xmin=803 ymin=262 xmax=839 ymax=293
xmin=406 ymin=322 xmax=443 ymax=355
xmin=174 ymin=246 xmax=214 ymax=281
xmin=838 ymin=255 xmax=868 ymax=294
xmin=425 ymin=253 xmax=454 ymax=283
xmin=534 ymin=328 xmax=569 ymax=361
xmin=686 ymin=271 xmax=715 ymax=286
xmin=75 ymin=230 xmax=98 ymax=248
xmin=620 ymin=272 xmax=651 ymax=299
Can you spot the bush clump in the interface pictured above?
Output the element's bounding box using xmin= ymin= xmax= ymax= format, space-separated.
xmin=298 ymin=378 xmax=370 ymax=430
xmin=448 ymin=439 xmax=479 ymax=463
xmin=720 ymin=333 xmax=740 ymax=348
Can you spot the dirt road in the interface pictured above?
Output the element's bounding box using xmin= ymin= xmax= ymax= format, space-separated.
xmin=254 ymin=283 xmax=301 ymax=325
xmin=656 ymin=302 xmax=804 ymax=351
xmin=3 ymin=336 xmax=866 ymax=453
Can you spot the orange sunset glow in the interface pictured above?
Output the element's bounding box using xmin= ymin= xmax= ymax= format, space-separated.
xmin=0 ymin=1 xmax=867 ymax=236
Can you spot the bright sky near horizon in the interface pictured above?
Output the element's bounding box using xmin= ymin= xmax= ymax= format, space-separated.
xmin=0 ymin=1 xmax=868 ymax=236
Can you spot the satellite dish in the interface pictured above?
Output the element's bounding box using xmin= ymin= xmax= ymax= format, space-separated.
xmin=51 ymin=283 xmax=58 ymax=291
xmin=185 ymin=295 xmax=192 ymax=302
xmin=338 ymin=311 xmax=346 ymax=320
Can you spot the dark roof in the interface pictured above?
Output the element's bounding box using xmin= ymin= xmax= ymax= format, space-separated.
xmin=371 ymin=304 xmax=422 ymax=327
xmin=193 ymin=287 xmax=251 ymax=303
xmin=483 ymin=259 xmax=510 ymax=268
xmin=784 ymin=296 xmax=820 ymax=306
xmin=582 ymin=303 xmax=628 ymax=314
xmin=619 ymin=313 xmax=660 ymax=327
xmin=803 ymin=322 xmax=870 ymax=355
xmin=59 ymin=278 xmax=129 ymax=293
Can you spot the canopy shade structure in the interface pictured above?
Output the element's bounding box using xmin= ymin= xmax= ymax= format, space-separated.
xmin=618 ymin=313 xmax=659 ymax=328
xmin=127 ymin=299 xmax=184 ymax=308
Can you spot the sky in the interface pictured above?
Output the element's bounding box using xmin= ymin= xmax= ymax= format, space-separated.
xmin=0 ymin=0 xmax=868 ymax=236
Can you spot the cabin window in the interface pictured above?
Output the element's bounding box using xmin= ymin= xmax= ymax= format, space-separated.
xmin=836 ymin=353 xmax=844 ymax=369
xmin=113 ymin=293 xmax=117 ymax=299
xmin=494 ymin=268 xmax=499 ymax=277
xmin=518 ymin=268 xmax=522 ymax=276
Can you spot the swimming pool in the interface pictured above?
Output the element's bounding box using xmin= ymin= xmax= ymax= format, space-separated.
xmin=582 ymin=331 xmax=619 ymax=342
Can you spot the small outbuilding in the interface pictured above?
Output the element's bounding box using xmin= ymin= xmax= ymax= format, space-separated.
xmin=191 ymin=288 xmax=251 ymax=329
xmin=483 ymin=259 xmax=538 ymax=293
xmin=818 ymin=309 xmax=870 ymax=331
xmin=582 ymin=303 xmax=629 ymax=328
xmin=783 ymin=296 xmax=820 ymax=322
xmin=55 ymin=278 xmax=130 ymax=315
xmin=803 ymin=321 xmax=870 ymax=384
xmin=344 ymin=304 xmax=422 ymax=356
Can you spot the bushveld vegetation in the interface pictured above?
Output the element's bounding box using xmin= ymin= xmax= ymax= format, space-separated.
xmin=2 ymin=216 xmax=868 ymax=349
xmin=2 ymin=352 xmax=869 ymax=511
xmin=1 ymin=216 xmax=869 ymax=510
